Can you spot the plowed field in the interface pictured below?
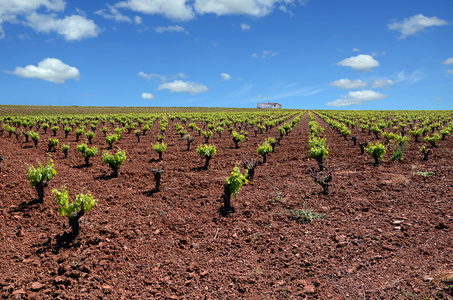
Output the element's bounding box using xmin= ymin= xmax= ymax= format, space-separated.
xmin=1 ymin=110 xmax=452 ymax=299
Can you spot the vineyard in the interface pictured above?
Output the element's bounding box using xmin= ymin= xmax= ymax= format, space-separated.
xmin=1 ymin=105 xmax=453 ymax=299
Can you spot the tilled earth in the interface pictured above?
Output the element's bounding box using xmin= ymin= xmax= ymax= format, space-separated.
xmin=1 ymin=111 xmax=452 ymax=299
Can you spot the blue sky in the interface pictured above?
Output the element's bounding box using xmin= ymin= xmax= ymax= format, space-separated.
xmin=0 ymin=0 xmax=452 ymax=110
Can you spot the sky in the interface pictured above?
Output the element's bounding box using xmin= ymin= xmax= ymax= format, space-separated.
xmin=0 ymin=0 xmax=452 ymax=110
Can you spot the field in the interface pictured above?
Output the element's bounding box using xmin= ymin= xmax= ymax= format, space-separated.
xmin=1 ymin=106 xmax=452 ymax=299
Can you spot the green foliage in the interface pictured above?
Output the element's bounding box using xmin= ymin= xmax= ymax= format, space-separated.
xmin=415 ymin=171 xmax=435 ymax=177
xmin=410 ymin=127 xmax=423 ymax=137
xmin=419 ymin=145 xmax=429 ymax=153
xmin=390 ymin=135 xmax=409 ymax=161
xmin=215 ymin=126 xmax=224 ymax=134
xmin=159 ymin=115 xmax=168 ymax=132
xmin=152 ymin=142 xmax=167 ymax=154
xmin=102 ymin=148 xmax=127 ymax=168
xmin=196 ymin=144 xmax=216 ymax=158
xmin=26 ymin=159 xmax=57 ymax=187
xmin=28 ymin=130 xmax=40 ymax=141
xmin=225 ymin=166 xmax=248 ymax=197
xmin=257 ymin=141 xmax=273 ymax=157
xmin=267 ymin=137 xmax=276 ymax=145
xmin=156 ymin=133 xmax=165 ymax=142
xmin=232 ymin=131 xmax=245 ymax=142
xmin=85 ymin=130 xmax=96 ymax=139
xmin=308 ymin=121 xmax=323 ymax=136
xmin=339 ymin=125 xmax=351 ymax=137
xmin=114 ymin=126 xmax=125 ymax=135
xmin=74 ymin=128 xmax=85 ymax=136
xmin=288 ymin=202 xmax=324 ymax=224
xmin=52 ymin=186 xmax=97 ymax=218
xmin=61 ymin=143 xmax=70 ymax=151
xmin=440 ymin=127 xmax=451 ymax=138
xmin=48 ymin=137 xmax=59 ymax=146
xmin=424 ymin=133 xmax=441 ymax=146
xmin=366 ymin=142 xmax=386 ymax=162
xmin=202 ymin=130 xmax=213 ymax=139
xmin=76 ymin=143 xmax=98 ymax=158
xmin=64 ymin=126 xmax=72 ymax=133
xmin=308 ymin=136 xmax=328 ymax=159
xmin=105 ymin=134 xmax=119 ymax=147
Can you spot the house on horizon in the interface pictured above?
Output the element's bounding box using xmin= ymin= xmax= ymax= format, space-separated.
xmin=257 ymin=102 xmax=282 ymax=109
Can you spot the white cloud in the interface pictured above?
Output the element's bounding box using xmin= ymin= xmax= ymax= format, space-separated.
xmin=154 ymin=25 xmax=187 ymax=34
xmin=193 ymin=0 xmax=298 ymax=17
xmin=138 ymin=71 xmax=166 ymax=81
xmin=220 ymin=73 xmax=231 ymax=80
xmin=6 ymin=58 xmax=80 ymax=84
xmin=395 ymin=70 xmax=423 ymax=84
xmin=95 ymin=4 xmax=141 ymax=24
xmin=352 ymin=48 xmax=360 ymax=52
xmin=251 ymin=49 xmax=277 ymax=58
xmin=388 ymin=14 xmax=448 ymax=39
xmin=337 ymin=54 xmax=379 ymax=72
xmin=115 ymin=0 xmax=195 ymax=21
xmin=141 ymin=92 xmax=154 ymax=99
xmin=326 ymin=90 xmax=387 ymax=107
xmin=370 ymin=79 xmax=394 ymax=89
xmin=157 ymin=80 xmax=208 ymax=95
xmin=443 ymin=58 xmax=453 ymax=65
xmin=0 ymin=0 xmax=65 ymax=38
xmin=241 ymin=23 xmax=250 ymax=31
xmin=25 ymin=13 xmax=100 ymax=41
xmin=330 ymin=79 xmax=367 ymax=89
xmin=447 ymin=70 xmax=453 ymax=74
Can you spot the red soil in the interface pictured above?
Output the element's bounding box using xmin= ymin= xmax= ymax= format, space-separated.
xmin=1 ymin=111 xmax=452 ymax=299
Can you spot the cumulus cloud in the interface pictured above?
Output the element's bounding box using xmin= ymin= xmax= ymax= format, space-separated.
xmin=25 ymin=13 xmax=100 ymax=41
xmin=157 ymin=80 xmax=208 ymax=95
xmin=241 ymin=23 xmax=250 ymax=31
xmin=95 ymin=4 xmax=141 ymax=24
xmin=154 ymin=25 xmax=187 ymax=34
xmin=193 ymin=0 xmax=298 ymax=17
xmin=330 ymin=79 xmax=367 ymax=89
xmin=139 ymin=71 xmax=207 ymax=94
xmin=112 ymin=0 xmax=305 ymax=20
xmin=326 ymin=90 xmax=387 ymax=107
xmin=443 ymin=58 xmax=453 ymax=65
xmin=352 ymin=48 xmax=360 ymax=52
xmin=388 ymin=14 xmax=448 ymax=39
xmin=141 ymin=92 xmax=154 ymax=99
xmin=447 ymin=70 xmax=453 ymax=74
xmin=251 ymin=50 xmax=277 ymax=58
xmin=0 ymin=0 xmax=65 ymax=38
xmin=220 ymin=73 xmax=231 ymax=80
xmin=337 ymin=54 xmax=379 ymax=72
xmin=6 ymin=58 xmax=80 ymax=84
xmin=370 ymin=79 xmax=394 ymax=89
xmin=115 ymin=0 xmax=195 ymax=21
xmin=1 ymin=0 xmax=65 ymax=14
